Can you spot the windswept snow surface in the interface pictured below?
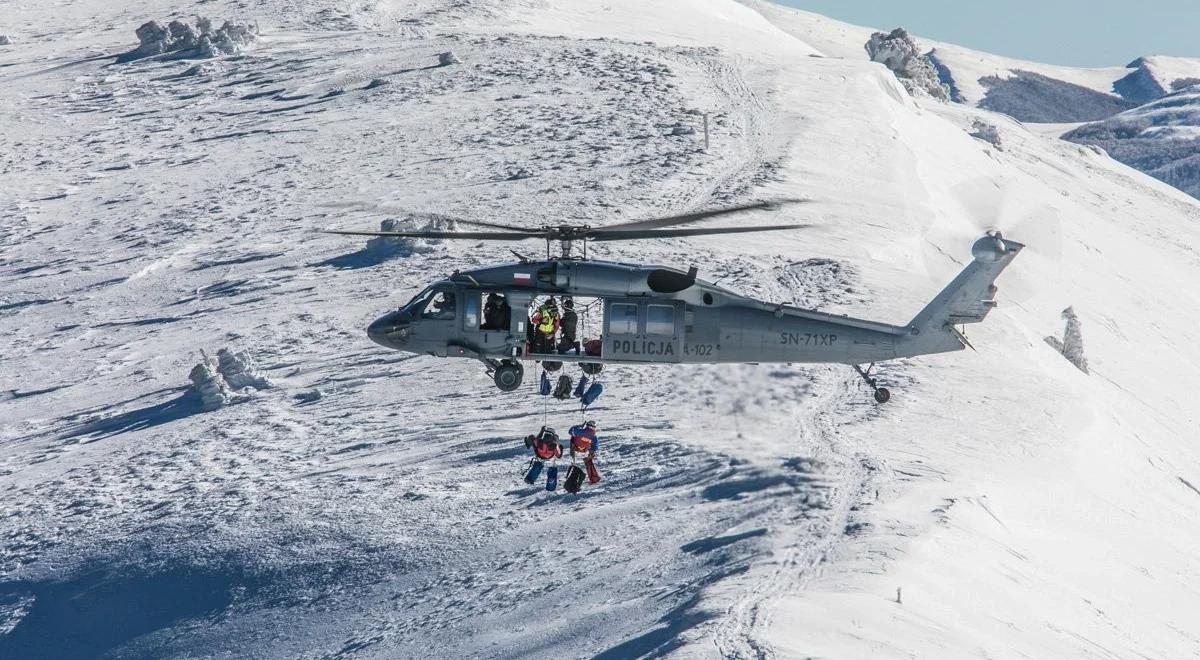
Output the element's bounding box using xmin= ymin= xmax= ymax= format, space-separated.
xmin=2 ymin=1 xmax=1200 ymax=659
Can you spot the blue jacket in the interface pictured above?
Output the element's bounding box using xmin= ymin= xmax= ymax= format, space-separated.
xmin=568 ymin=424 xmax=599 ymax=454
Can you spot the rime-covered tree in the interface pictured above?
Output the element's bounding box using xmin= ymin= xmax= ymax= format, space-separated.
xmin=1045 ymin=306 xmax=1088 ymax=373
xmin=864 ymin=28 xmax=950 ymax=101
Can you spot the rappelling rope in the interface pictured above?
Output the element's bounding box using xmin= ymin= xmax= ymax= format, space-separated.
xmin=542 ymin=369 xmax=549 ymax=426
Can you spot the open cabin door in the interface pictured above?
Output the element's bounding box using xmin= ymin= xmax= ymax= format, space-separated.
xmin=459 ymin=288 xmax=518 ymax=355
xmin=603 ymin=299 xmax=682 ymax=363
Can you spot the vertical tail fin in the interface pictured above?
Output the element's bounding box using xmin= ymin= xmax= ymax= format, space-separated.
xmin=897 ymin=233 xmax=1024 ymax=357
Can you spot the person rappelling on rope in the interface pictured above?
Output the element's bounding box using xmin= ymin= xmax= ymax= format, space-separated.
xmin=563 ymin=420 xmax=602 ymax=492
xmin=523 ymin=426 xmax=563 ymax=491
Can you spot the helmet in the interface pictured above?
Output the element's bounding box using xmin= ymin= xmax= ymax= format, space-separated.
xmin=584 ymin=420 xmax=596 ymax=429
xmin=563 ymin=297 xmax=574 ymax=310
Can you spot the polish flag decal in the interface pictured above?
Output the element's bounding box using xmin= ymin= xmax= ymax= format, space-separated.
xmin=513 ymin=272 xmax=532 ymax=284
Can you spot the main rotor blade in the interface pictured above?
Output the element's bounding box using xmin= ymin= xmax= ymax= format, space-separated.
xmin=320 ymin=229 xmax=543 ymax=241
xmin=594 ymin=198 xmax=807 ymax=233
xmin=320 ymin=202 xmax=539 ymax=233
xmin=588 ymin=223 xmax=812 ymax=242
xmin=433 ymin=217 xmax=541 ymax=233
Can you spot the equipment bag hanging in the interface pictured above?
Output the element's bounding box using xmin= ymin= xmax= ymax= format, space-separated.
xmin=553 ymin=374 xmax=573 ymax=399
xmin=545 ymin=465 xmax=559 ymax=492
xmin=524 ymin=459 xmax=544 ymax=485
xmin=581 ymin=382 xmax=604 ymax=407
xmin=539 ymin=371 xmax=552 ymax=396
xmin=564 ymin=465 xmax=585 ymax=493
xmin=573 ymin=375 xmax=589 ymax=398
xmin=584 ymin=456 xmax=602 ymax=484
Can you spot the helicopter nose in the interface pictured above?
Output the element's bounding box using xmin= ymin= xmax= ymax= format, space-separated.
xmin=367 ymin=311 xmax=410 ymax=349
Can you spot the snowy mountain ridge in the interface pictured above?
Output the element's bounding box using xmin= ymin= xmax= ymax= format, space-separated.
xmin=741 ymin=1 xmax=1200 ymax=200
xmin=745 ymin=2 xmax=1200 ymax=112
xmin=2 ymin=0 xmax=1199 ymax=658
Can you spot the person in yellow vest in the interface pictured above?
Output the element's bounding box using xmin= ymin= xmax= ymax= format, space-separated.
xmin=530 ymin=297 xmax=560 ymax=353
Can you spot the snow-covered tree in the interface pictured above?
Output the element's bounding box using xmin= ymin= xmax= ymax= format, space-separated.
xmin=969 ymin=120 xmax=1002 ymax=149
xmin=864 ymin=28 xmax=950 ymax=101
xmin=189 ymin=348 xmax=273 ymax=410
xmin=129 ymin=17 xmax=258 ymax=61
xmin=189 ymin=358 xmax=236 ymax=411
xmin=1044 ymin=306 xmax=1088 ymax=373
xmin=216 ymin=348 xmax=273 ymax=390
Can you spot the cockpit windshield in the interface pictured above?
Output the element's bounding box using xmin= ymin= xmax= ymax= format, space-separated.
xmin=400 ymin=287 xmax=434 ymax=313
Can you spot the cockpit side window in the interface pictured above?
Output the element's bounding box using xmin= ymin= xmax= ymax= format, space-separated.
xmin=421 ymin=290 xmax=457 ymax=320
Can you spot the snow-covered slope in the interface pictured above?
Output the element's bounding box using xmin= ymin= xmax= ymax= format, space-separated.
xmin=2 ymin=0 xmax=1200 ymax=658
xmin=1063 ymin=84 xmax=1200 ymax=199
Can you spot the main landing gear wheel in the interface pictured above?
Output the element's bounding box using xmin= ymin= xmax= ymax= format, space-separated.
xmin=853 ymin=364 xmax=891 ymax=404
xmin=493 ymin=361 xmax=524 ymax=392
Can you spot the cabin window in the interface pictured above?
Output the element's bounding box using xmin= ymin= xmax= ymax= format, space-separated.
xmin=646 ymin=305 xmax=675 ymax=336
xmin=421 ymin=291 xmax=456 ymax=320
xmin=608 ymin=303 xmax=638 ymax=335
xmin=481 ymin=291 xmax=511 ymax=330
xmin=463 ymin=294 xmax=480 ymax=330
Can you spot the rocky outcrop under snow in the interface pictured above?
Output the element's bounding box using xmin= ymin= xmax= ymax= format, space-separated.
xmin=124 ymin=17 xmax=258 ymax=62
xmin=864 ymin=28 xmax=949 ymax=101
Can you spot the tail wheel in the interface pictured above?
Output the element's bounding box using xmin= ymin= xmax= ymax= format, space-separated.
xmin=873 ymin=388 xmax=891 ymax=404
xmin=493 ymin=362 xmax=524 ymax=392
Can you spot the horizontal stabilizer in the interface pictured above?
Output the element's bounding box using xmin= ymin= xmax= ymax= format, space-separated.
xmin=896 ymin=233 xmax=1024 ymax=358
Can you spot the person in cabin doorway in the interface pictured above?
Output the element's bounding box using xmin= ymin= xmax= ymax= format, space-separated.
xmin=558 ymin=297 xmax=579 ymax=354
xmin=530 ymin=297 xmax=560 ymax=354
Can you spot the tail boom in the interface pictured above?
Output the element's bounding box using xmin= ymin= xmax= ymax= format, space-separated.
xmin=895 ymin=233 xmax=1024 ymax=358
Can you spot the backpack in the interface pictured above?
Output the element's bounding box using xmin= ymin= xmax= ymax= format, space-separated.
xmin=552 ymin=374 xmax=573 ymax=399
xmin=581 ymin=382 xmax=604 ymax=407
xmin=563 ymin=465 xmax=585 ymax=493
xmin=539 ymin=371 xmax=552 ymax=396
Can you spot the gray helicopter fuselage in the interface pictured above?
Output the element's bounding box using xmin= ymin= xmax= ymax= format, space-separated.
xmin=366 ymin=232 xmax=1025 ymax=370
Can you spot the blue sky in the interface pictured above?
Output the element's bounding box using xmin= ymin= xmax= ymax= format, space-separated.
xmin=773 ymin=1 xmax=1200 ymax=67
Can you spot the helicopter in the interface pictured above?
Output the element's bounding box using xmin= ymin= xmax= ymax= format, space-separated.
xmin=324 ymin=200 xmax=1023 ymax=403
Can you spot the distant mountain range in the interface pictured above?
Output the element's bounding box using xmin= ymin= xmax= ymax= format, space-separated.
xmin=925 ymin=49 xmax=1200 ymax=199
xmin=747 ymin=1 xmax=1200 ymax=199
